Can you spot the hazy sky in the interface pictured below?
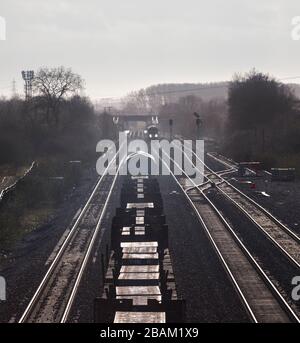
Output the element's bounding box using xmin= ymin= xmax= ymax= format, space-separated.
xmin=0 ymin=0 xmax=300 ymax=100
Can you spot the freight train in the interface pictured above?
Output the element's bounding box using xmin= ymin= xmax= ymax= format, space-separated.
xmin=94 ymin=175 xmax=185 ymax=323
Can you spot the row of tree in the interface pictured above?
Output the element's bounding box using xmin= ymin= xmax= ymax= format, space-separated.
xmin=225 ymin=70 xmax=300 ymax=167
xmin=0 ymin=67 xmax=102 ymax=165
xmin=3 ymin=67 xmax=299 ymax=169
xmin=120 ymin=85 xmax=227 ymax=139
xmin=120 ymin=82 xmax=228 ymax=115
xmin=120 ymin=69 xmax=300 ymax=170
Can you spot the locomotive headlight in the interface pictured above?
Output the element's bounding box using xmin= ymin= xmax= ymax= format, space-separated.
xmin=149 ymin=134 xmax=152 ymax=138
xmin=155 ymin=134 xmax=158 ymax=138
xmin=144 ymin=130 xmax=147 ymax=134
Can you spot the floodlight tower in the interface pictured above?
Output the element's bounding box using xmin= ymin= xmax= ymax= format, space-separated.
xmin=11 ymin=79 xmax=17 ymax=98
xmin=21 ymin=70 xmax=34 ymax=100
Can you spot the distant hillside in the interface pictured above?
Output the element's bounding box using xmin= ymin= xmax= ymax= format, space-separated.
xmin=143 ymin=82 xmax=229 ymax=103
xmin=94 ymin=81 xmax=300 ymax=110
xmin=144 ymin=81 xmax=300 ymax=103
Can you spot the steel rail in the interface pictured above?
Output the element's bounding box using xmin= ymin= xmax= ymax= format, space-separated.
xmin=18 ymin=146 xmax=122 ymax=323
xmin=161 ymin=148 xmax=300 ymax=323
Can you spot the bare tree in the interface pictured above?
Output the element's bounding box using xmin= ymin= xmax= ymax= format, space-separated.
xmin=33 ymin=66 xmax=84 ymax=127
xmin=121 ymin=90 xmax=149 ymax=115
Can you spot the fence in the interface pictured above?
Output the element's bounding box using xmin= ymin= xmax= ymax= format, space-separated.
xmin=0 ymin=161 xmax=36 ymax=205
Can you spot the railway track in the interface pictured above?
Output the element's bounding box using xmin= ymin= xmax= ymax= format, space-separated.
xmin=206 ymin=152 xmax=238 ymax=170
xmin=18 ymin=150 xmax=122 ymax=323
xmin=217 ymin=182 xmax=300 ymax=267
xmin=173 ymin=142 xmax=300 ymax=269
xmin=16 ymin=132 xmax=300 ymax=323
xmin=160 ymin=147 xmax=300 ymax=322
xmin=192 ymin=150 xmax=300 ymax=269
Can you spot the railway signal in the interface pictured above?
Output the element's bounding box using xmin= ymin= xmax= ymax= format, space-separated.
xmin=169 ymin=119 xmax=173 ymax=141
xmin=193 ymin=112 xmax=202 ymax=140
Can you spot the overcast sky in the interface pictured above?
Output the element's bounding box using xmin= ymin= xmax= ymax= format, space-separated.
xmin=0 ymin=0 xmax=299 ymax=100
